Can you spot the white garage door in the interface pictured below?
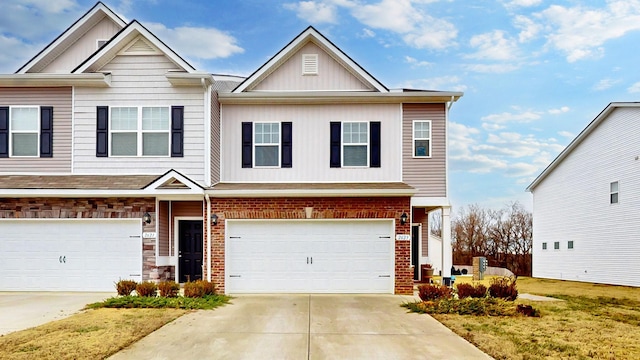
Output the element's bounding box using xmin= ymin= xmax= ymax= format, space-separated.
xmin=226 ymin=220 xmax=394 ymax=293
xmin=0 ymin=219 xmax=142 ymax=291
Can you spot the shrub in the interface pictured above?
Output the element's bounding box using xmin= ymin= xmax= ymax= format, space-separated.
xmin=158 ymin=280 xmax=180 ymax=297
xmin=488 ymin=276 xmax=518 ymax=301
xmin=135 ymin=281 xmax=158 ymax=297
xmin=115 ymin=279 xmax=137 ymax=296
xmin=457 ymin=283 xmax=487 ymax=299
xmin=183 ymin=280 xmax=216 ymax=298
xmin=403 ymin=297 xmax=527 ymax=316
xmin=418 ymin=284 xmax=454 ymax=301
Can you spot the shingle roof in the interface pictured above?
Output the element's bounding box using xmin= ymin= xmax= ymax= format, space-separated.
xmin=0 ymin=175 xmax=159 ymax=190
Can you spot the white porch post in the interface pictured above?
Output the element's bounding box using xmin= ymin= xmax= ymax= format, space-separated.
xmin=441 ymin=206 xmax=452 ymax=278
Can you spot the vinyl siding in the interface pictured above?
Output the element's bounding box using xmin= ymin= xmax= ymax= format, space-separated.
xmin=158 ymin=201 xmax=170 ymax=256
xmin=252 ymin=42 xmax=372 ymax=91
xmin=220 ymin=103 xmax=401 ymax=182
xmin=210 ymin=90 xmax=220 ymax=184
xmin=0 ymin=87 xmax=72 ymax=173
xmin=41 ymin=17 xmax=122 ymax=73
xmin=73 ymin=55 xmax=206 ymax=183
xmin=531 ymin=107 xmax=640 ymax=287
xmin=402 ymin=103 xmax=446 ymax=197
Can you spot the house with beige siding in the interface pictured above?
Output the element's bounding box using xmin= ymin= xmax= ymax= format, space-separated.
xmin=527 ymin=102 xmax=640 ymax=287
xmin=0 ymin=2 xmax=462 ymax=294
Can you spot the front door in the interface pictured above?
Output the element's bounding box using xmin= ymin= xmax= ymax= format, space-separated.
xmin=178 ymin=220 xmax=203 ymax=283
xmin=411 ymin=225 xmax=420 ymax=280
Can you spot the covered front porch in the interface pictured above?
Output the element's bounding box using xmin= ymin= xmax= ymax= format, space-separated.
xmin=410 ymin=198 xmax=452 ymax=284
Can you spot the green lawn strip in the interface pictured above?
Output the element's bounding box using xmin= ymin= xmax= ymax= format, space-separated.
xmin=87 ymin=294 xmax=231 ymax=310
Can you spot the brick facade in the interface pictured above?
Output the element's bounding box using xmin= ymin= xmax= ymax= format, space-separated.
xmin=206 ymin=196 xmax=412 ymax=295
xmin=0 ymin=197 xmax=160 ymax=281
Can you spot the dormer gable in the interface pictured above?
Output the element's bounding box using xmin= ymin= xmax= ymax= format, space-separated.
xmin=17 ymin=2 xmax=126 ymax=74
xmin=233 ymin=26 xmax=388 ymax=93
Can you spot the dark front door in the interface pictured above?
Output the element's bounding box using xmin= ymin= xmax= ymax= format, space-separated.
xmin=411 ymin=225 xmax=420 ymax=280
xmin=178 ymin=220 xmax=203 ymax=283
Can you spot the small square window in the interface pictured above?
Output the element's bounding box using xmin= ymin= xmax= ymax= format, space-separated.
xmin=610 ymin=181 xmax=619 ymax=204
xmin=568 ymin=241 xmax=574 ymax=249
xmin=542 ymin=242 xmax=547 ymax=250
xmin=554 ymin=241 xmax=560 ymax=250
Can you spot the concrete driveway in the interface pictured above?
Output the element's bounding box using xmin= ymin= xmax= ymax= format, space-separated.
xmin=109 ymin=294 xmax=492 ymax=360
xmin=0 ymin=292 xmax=112 ymax=336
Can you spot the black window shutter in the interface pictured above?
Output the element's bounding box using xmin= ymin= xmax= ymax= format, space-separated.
xmin=242 ymin=122 xmax=252 ymax=168
xmin=370 ymin=121 xmax=381 ymax=168
xmin=281 ymin=122 xmax=292 ymax=168
xmin=330 ymin=122 xmax=341 ymax=168
xmin=40 ymin=106 xmax=53 ymax=158
xmin=171 ymin=106 xmax=184 ymax=157
xmin=96 ymin=106 xmax=108 ymax=157
xmin=0 ymin=107 xmax=8 ymax=158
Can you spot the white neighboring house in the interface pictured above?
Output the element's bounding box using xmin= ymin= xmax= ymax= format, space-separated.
xmin=527 ymin=102 xmax=640 ymax=287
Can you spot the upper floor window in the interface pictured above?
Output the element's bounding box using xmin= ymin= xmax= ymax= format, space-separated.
xmin=96 ymin=105 xmax=183 ymax=158
xmin=610 ymin=181 xmax=619 ymax=204
xmin=542 ymin=242 xmax=547 ymax=250
xmin=413 ymin=120 xmax=431 ymax=157
xmin=554 ymin=241 xmax=560 ymax=250
xmin=568 ymin=241 xmax=574 ymax=249
xmin=0 ymin=106 xmax=53 ymax=158
xmin=254 ymin=122 xmax=280 ymax=167
xmin=342 ymin=122 xmax=368 ymax=167
xmin=330 ymin=121 xmax=380 ymax=168
xmin=110 ymin=107 xmax=170 ymax=157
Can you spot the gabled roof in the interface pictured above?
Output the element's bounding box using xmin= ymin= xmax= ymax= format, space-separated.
xmin=73 ymin=20 xmax=196 ymax=73
xmin=16 ymin=2 xmax=126 ymax=74
xmin=233 ymin=26 xmax=388 ymax=93
xmin=527 ymin=102 xmax=640 ymax=192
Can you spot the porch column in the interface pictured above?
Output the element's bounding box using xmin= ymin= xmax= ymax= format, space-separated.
xmin=441 ymin=206 xmax=452 ymax=278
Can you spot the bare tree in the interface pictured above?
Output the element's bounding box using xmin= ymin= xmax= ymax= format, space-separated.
xmin=429 ymin=209 xmax=442 ymax=237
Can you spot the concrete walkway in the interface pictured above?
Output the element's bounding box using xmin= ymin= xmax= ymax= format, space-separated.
xmin=110 ymin=294 xmax=492 ymax=360
xmin=0 ymin=292 xmax=112 ymax=336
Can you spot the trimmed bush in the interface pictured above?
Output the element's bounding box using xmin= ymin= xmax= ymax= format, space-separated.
xmin=158 ymin=280 xmax=180 ymax=297
xmin=403 ymin=297 xmax=526 ymax=316
xmin=418 ymin=284 xmax=454 ymax=301
xmin=135 ymin=281 xmax=158 ymax=297
xmin=115 ymin=279 xmax=137 ymax=296
xmin=184 ymin=280 xmax=216 ymax=298
xmin=488 ymin=276 xmax=518 ymax=301
xmin=456 ymin=283 xmax=487 ymax=299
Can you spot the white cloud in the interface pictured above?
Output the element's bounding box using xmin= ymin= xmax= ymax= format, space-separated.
xmin=482 ymin=122 xmax=505 ymax=131
xmin=462 ymin=63 xmax=519 ymax=73
xmin=627 ymin=81 xmax=640 ymax=93
xmin=146 ymin=23 xmax=244 ymax=60
xmin=558 ymin=130 xmax=574 ymax=138
xmin=360 ymin=28 xmax=376 ymax=38
xmin=592 ymin=78 xmax=620 ymax=91
xmin=467 ymin=30 xmax=519 ymax=61
xmin=503 ymin=0 xmax=542 ymax=8
xmin=404 ymin=56 xmax=431 ymax=67
xmin=19 ymin=0 xmax=78 ymax=13
xmin=283 ymin=1 xmax=338 ymax=24
xmin=481 ymin=110 xmax=541 ymax=124
xmin=400 ymin=75 xmax=467 ymax=91
xmin=513 ymin=15 xmax=542 ymax=43
xmin=548 ymin=106 xmax=570 ymax=114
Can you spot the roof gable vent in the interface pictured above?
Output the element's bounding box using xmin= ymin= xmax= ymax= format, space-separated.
xmin=302 ymin=53 xmax=318 ymax=75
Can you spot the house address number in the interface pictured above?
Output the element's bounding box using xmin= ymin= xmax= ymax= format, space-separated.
xmin=143 ymin=232 xmax=156 ymax=239
xmin=395 ymin=234 xmax=411 ymax=241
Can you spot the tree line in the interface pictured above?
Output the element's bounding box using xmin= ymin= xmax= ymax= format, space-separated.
xmin=451 ymin=202 xmax=532 ymax=276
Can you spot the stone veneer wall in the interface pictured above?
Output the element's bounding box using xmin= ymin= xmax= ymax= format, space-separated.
xmin=206 ymin=197 xmax=412 ymax=295
xmin=0 ymin=197 xmax=161 ymax=281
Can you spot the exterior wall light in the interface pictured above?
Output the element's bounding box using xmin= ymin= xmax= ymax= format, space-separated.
xmin=142 ymin=212 xmax=152 ymax=224
xmin=400 ymin=212 xmax=408 ymax=225
xmin=211 ymin=214 xmax=218 ymax=226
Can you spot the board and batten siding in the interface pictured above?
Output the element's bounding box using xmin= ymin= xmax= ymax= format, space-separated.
xmin=252 ymin=42 xmax=372 ymax=91
xmin=402 ymin=103 xmax=446 ymax=197
xmin=221 ymin=103 xmax=401 ymax=182
xmin=73 ymin=55 xmax=206 ymax=183
xmin=0 ymin=87 xmax=72 ymax=173
xmin=40 ymin=17 xmax=122 ymax=73
xmin=531 ymin=107 xmax=640 ymax=287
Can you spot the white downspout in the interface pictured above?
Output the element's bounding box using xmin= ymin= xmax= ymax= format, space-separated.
xmin=205 ymin=193 xmax=212 ymax=281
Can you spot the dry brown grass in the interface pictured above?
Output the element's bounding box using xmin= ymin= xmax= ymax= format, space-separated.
xmin=0 ymin=308 xmax=186 ymax=360
xmin=433 ymin=277 xmax=640 ymax=359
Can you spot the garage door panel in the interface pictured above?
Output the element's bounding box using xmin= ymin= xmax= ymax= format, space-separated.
xmin=227 ymin=220 xmax=394 ymax=293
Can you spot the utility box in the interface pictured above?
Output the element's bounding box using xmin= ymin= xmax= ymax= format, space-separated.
xmin=473 ymin=256 xmax=488 ymax=280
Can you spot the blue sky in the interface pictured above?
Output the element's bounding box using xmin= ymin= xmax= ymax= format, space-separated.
xmin=2 ymin=0 xmax=640 ymax=211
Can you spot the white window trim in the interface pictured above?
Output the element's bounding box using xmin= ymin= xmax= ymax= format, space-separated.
xmin=253 ymin=122 xmax=281 ymax=168
xmin=9 ymin=105 xmax=40 ymax=158
xmin=302 ymin=53 xmax=318 ymax=75
xmin=610 ymin=181 xmax=619 ymax=204
xmin=342 ymin=121 xmax=369 ymax=167
xmin=413 ymin=120 xmax=432 ymax=158
xmin=109 ymin=106 xmax=171 ymax=157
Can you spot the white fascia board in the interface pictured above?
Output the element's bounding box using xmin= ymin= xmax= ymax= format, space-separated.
xmin=165 ymin=72 xmax=214 ymax=86
xmin=0 ymin=73 xmax=111 ymax=87
xmin=17 ymin=3 xmax=126 ymax=74
xmin=74 ymin=21 xmax=195 ymax=74
xmin=206 ymin=188 xmax=416 ymax=198
xmin=411 ymin=197 xmax=450 ymax=207
xmin=144 ymin=170 xmax=205 ymax=191
xmin=0 ymin=189 xmax=203 ymax=198
xmin=219 ymin=91 xmax=463 ymax=105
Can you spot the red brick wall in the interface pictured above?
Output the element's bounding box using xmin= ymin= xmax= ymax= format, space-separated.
xmin=206 ymin=197 xmax=412 ymax=294
xmin=0 ymin=197 xmax=158 ymax=280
